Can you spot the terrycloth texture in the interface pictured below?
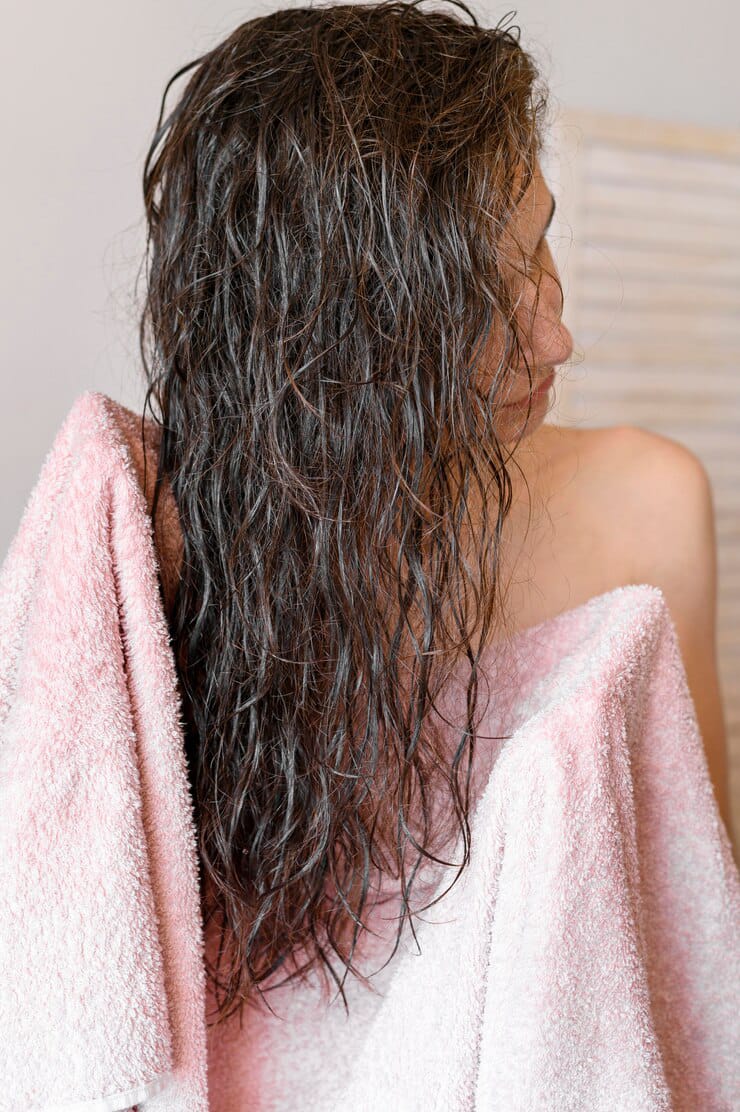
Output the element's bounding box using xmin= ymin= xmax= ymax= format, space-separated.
xmin=0 ymin=392 xmax=205 ymax=1111
xmin=0 ymin=390 xmax=738 ymax=1112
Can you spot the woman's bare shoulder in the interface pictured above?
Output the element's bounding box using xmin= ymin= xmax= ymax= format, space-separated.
xmin=500 ymin=420 xmax=706 ymax=628
xmin=533 ymin=419 xmax=705 ymax=498
xmin=556 ymin=424 xmax=729 ymax=840
xmin=532 ymin=420 xmax=711 ymax=588
xmin=516 ymin=420 xmax=627 ymax=521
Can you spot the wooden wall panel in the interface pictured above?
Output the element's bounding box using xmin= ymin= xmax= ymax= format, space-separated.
xmin=542 ymin=108 xmax=740 ymax=850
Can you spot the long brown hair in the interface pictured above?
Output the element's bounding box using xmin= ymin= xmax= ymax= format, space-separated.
xmin=137 ymin=0 xmax=554 ymax=1025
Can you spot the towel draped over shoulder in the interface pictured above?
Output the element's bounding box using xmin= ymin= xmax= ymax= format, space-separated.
xmin=0 ymin=391 xmax=738 ymax=1111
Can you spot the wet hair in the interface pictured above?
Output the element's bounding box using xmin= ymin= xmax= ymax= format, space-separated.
xmin=137 ymin=0 xmax=555 ymax=1026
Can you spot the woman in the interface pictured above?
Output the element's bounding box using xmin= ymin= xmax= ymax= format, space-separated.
xmin=137 ymin=0 xmax=733 ymax=1042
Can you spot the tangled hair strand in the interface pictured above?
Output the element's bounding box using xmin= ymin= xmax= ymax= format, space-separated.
xmin=136 ymin=0 xmax=555 ymax=1026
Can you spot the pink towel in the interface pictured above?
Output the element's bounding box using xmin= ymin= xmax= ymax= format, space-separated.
xmin=0 ymin=389 xmax=738 ymax=1111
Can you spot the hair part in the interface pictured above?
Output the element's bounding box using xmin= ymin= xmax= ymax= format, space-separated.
xmin=137 ymin=0 xmax=553 ymax=1026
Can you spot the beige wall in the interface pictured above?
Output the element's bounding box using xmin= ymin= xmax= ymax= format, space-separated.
xmin=515 ymin=0 xmax=737 ymax=132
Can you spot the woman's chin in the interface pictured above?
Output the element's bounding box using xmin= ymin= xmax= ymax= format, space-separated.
xmin=497 ymin=390 xmax=552 ymax=443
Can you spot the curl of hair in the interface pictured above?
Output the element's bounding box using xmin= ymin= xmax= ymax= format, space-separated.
xmin=137 ymin=0 xmax=554 ymax=1026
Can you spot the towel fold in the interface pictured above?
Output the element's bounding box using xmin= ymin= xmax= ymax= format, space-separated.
xmin=0 ymin=390 xmax=738 ymax=1111
xmin=0 ymin=392 xmax=208 ymax=1110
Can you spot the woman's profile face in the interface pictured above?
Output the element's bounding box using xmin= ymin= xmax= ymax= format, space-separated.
xmin=484 ymin=159 xmax=575 ymax=443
